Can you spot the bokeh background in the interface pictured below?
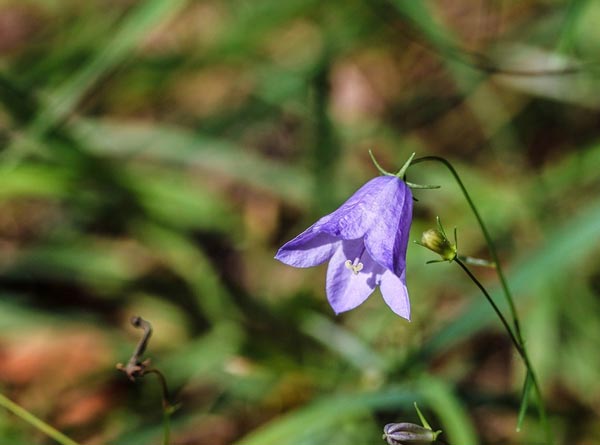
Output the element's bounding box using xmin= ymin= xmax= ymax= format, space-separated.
xmin=1 ymin=0 xmax=599 ymax=444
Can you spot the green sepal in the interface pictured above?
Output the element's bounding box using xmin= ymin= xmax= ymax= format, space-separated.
xmin=396 ymin=152 xmax=416 ymax=178
xmin=368 ymin=149 xmax=394 ymax=176
xmin=425 ymin=259 xmax=446 ymax=265
xmin=414 ymin=402 xmax=432 ymax=430
xmin=406 ymin=181 xmax=441 ymax=189
xmin=413 ymin=403 xmax=442 ymax=440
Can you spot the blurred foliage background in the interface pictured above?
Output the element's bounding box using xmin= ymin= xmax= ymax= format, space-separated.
xmin=0 ymin=0 xmax=599 ymax=444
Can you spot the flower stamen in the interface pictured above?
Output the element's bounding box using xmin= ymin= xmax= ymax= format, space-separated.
xmin=344 ymin=259 xmax=364 ymax=274
xmin=345 ymin=246 xmax=367 ymax=275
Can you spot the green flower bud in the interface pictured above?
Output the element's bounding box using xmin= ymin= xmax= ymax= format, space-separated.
xmin=382 ymin=423 xmax=441 ymax=445
xmin=419 ymin=228 xmax=456 ymax=262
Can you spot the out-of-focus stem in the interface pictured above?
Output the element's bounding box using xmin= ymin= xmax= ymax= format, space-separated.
xmin=146 ymin=368 xmax=174 ymax=445
xmin=0 ymin=392 xmax=81 ymax=445
xmin=117 ymin=316 xmax=175 ymax=445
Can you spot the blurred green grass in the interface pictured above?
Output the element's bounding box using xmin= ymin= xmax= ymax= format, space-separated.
xmin=0 ymin=0 xmax=599 ymax=444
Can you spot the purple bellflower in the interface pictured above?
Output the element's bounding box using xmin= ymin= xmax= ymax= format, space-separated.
xmin=275 ymin=173 xmax=413 ymax=320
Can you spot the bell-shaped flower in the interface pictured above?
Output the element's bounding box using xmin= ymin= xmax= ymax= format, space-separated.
xmin=275 ymin=175 xmax=413 ymax=319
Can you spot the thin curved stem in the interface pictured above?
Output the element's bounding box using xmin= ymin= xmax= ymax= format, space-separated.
xmin=0 ymin=392 xmax=82 ymax=445
xmin=117 ymin=316 xmax=175 ymax=445
xmin=161 ymin=407 xmax=171 ymax=445
xmin=455 ymin=259 xmax=550 ymax=443
xmin=411 ymin=156 xmax=523 ymax=341
xmin=410 ymin=156 xmax=551 ymax=443
xmin=146 ymin=368 xmax=174 ymax=445
xmin=455 ymin=258 xmax=521 ymax=354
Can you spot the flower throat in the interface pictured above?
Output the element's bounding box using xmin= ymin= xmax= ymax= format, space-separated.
xmin=344 ymin=246 xmax=366 ymax=275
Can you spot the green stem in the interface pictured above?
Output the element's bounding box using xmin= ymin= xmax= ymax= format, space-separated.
xmin=0 ymin=392 xmax=82 ymax=445
xmin=146 ymin=368 xmax=174 ymax=445
xmin=410 ymin=156 xmax=552 ymax=444
xmin=454 ymin=259 xmax=550 ymax=443
xmin=455 ymin=258 xmax=521 ymax=353
xmin=162 ymin=410 xmax=171 ymax=445
xmin=411 ymin=156 xmax=522 ymax=340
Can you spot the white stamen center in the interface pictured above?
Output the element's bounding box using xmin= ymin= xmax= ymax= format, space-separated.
xmin=344 ymin=258 xmax=363 ymax=275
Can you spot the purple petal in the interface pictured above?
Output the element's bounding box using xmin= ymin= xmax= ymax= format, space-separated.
xmin=275 ymin=226 xmax=339 ymax=268
xmin=326 ymin=239 xmax=384 ymax=314
xmin=379 ymin=269 xmax=410 ymax=320
xmin=315 ymin=176 xmax=401 ymax=240
xmin=362 ymin=177 xmax=412 ymax=276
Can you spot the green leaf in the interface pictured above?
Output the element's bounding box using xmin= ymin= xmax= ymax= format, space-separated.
xmin=30 ymin=0 xmax=190 ymax=133
xmin=235 ymin=387 xmax=419 ymax=445
xmin=74 ymin=119 xmax=312 ymax=205
xmin=418 ymin=376 xmax=477 ymax=445
xmin=517 ymin=371 xmax=533 ymax=432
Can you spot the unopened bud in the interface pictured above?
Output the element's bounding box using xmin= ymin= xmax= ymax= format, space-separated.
xmin=382 ymin=422 xmax=440 ymax=445
xmin=419 ymin=228 xmax=456 ymax=262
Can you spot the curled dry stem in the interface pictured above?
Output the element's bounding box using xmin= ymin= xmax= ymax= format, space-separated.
xmin=117 ymin=316 xmax=177 ymax=445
